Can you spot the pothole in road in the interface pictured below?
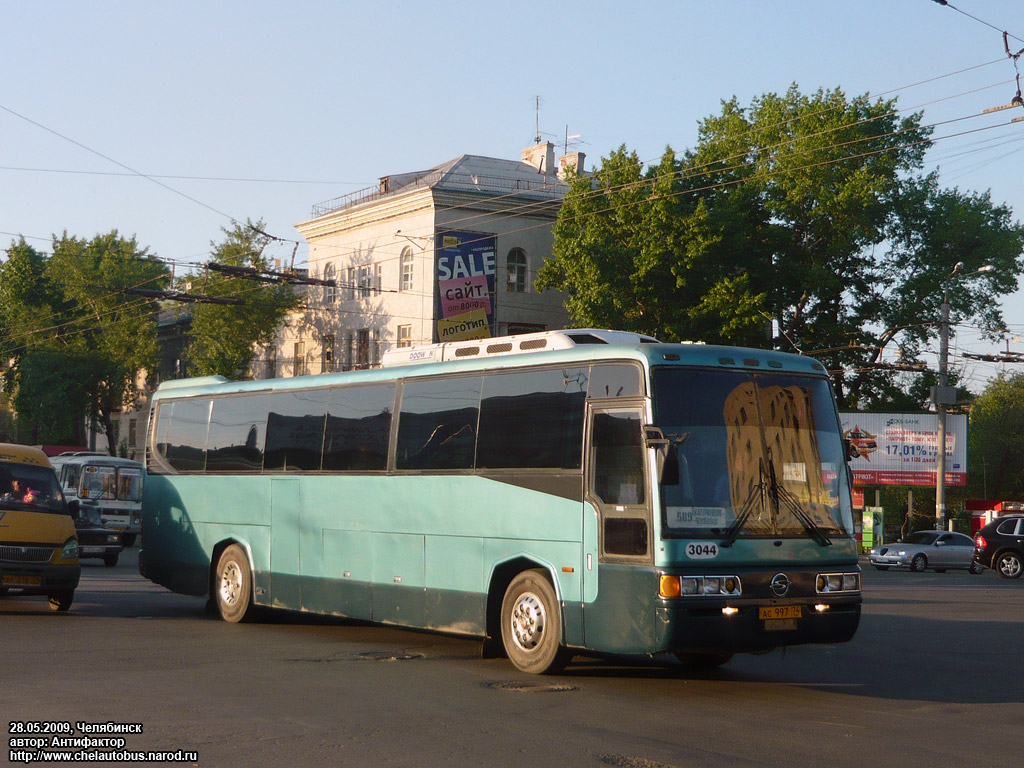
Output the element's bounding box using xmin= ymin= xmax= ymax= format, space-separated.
xmin=485 ymin=680 xmax=578 ymax=693
xmin=355 ymin=650 xmax=427 ymax=662
xmin=289 ymin=650 xmax=427 ymax=663
xmin=597 ymin=756 xmax=680 ymax=768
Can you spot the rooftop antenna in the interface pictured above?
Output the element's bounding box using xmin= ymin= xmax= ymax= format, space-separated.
xmin=564 ymin=125 xmax=581 ymax=155
xmin=534 ymin=95 xmax=541 ymax=144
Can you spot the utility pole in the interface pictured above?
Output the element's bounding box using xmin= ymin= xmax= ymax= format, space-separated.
xmin=935 ymin=285 xmax=952 ymax=530
xmin=934 ymin=262 xmax=996 ymax=530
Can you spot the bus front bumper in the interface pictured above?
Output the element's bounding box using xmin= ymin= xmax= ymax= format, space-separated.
xmin=654 ymin=596 xmax=861 ymax=654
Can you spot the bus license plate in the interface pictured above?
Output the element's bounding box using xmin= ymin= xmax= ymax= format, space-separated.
xmin=759 ymin=606 xmax=802 ymax=621
xmin=3 ymin=574 xmax=42 ymax=586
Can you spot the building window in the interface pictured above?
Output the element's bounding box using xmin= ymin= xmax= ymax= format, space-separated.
xmin=507 ymin=248 xmax=528 ymax=293
xmin=400 ymin=247 xmax=414 ymax=292
xmin=357 ymin=266 xmax=373 ymax=298
xmin=355 ymin=329 xmax=370 ymax=369
xmin=321 ymin=335 xmax=334 ymax=373
xmin=293 ymin=341 xmax=306 ymax=377
xmin=347 ymin=267 xmax=356 ymax=300
xmin=265 ymin=345 xmax=277 ymax=379
xmin=397 ymin=324 xmax=412 ymax=347
xmin=344 ymin=332 xmax=354 ymax=370
xmin=324 ymin=263 xmax=336 ymax=304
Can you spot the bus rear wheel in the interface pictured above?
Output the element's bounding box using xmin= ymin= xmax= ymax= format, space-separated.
xmin=500 ymin=570 xmax=570 ymax=675
xmin=214 ymin=544 xmax=253 ymax=622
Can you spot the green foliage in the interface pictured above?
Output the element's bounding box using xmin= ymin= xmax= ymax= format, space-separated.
xmin=185 ymin=220 xmax=301 ymax=378
xmin=967 ymin=372 xmax=1024 ymax=499
xmin=10 ymin=349 xmax=95 ymax=444
xmin=0 ymin=233 xmax=168 ymax=451
xmin=540 ymin=85 xmax=1024 ymax=409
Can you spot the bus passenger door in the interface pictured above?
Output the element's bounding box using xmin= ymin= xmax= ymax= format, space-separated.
xmin=582 ymin=402 xmax=656 ymax=652
xmin=270 ymin=478 xmax=301 ymax=610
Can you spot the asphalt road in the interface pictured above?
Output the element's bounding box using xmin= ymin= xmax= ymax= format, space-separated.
xmin=2 ymin=549 xmax=1021 ymax=768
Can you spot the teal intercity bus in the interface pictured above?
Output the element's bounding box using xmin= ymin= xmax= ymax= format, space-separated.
xmin=140 ymin=329 xmax=861 ymax=673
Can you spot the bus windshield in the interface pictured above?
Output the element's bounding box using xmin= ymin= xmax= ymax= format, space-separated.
xmin=78 ymin=465 xmax=143 ymax=502
xmin=0 ymin=461 xmax=66 ymax=515
xmin=653 ymin=367 xmax=853 ymax=539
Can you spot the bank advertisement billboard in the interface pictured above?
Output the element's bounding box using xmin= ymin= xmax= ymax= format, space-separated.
xmin=839 ymin=412 xmax=967 ymax=487
xmin=434 ymin=230 xmax=496 ymax=342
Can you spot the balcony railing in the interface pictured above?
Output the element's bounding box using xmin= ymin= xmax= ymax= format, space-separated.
xmin=311 ymin=170 xmax=564 ymax=219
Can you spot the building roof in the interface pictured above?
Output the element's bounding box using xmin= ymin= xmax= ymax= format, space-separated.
xmin=310 ymin=153 xmax=567 ymax=219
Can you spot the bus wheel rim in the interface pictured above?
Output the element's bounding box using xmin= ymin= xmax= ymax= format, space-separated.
xmin=220 ymin=562 xmax=242 ymax=606
xmin=510 ymin=591 xmax=546 ymax=653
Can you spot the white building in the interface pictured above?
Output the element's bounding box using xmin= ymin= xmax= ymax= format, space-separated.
xmin=269 ymin=141 xmax=584 ymax=377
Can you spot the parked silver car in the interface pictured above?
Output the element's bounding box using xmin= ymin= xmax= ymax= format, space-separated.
xmin=869 ymin=530 xmax=983 ymax=573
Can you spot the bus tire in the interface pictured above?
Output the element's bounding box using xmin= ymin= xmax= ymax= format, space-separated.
xmin=214 ymin=544 xmax=253 ymax=623
xmin=500 ymin=570 xmax=570 ymax=675
xmin=48 ymin=591 xmax=74 ymax=612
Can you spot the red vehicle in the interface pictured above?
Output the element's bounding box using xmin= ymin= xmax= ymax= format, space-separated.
xmin=845 ymin=426 xmax=877 ymax=458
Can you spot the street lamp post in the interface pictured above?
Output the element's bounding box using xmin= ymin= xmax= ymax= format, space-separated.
xmin=935 ymin=283 xmax=951 ymax=530
xmin=934 ymin=262 xmax=995 ymax=531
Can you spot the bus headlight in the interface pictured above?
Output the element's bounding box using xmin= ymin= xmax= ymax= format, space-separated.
xmin=815 ymin=571 xmax=860 ymax=594
xmin=659 ymin=575 xmax=742 ymax=598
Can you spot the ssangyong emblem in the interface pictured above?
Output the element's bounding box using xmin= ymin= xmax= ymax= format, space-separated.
xmin=770 ymin=573 xmax=791 ymax=597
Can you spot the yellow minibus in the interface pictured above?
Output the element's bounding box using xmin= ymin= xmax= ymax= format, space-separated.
xmin=0 ymin=444 xmax=80 ymax=611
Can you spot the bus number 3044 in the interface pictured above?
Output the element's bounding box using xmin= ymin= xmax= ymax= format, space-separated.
xmin=685 ymin=542 xmax=719 ymax=559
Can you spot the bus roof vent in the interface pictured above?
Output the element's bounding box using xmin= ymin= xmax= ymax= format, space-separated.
xmin=567 ymin=333 xmax=608 ymax=345
xmin=519 ymin=339 xmax=548 ymax=351
xmin=380 ymin=328 xmax=662 ymax=368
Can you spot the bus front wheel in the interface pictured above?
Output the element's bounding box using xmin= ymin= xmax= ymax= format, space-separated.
xmin=47 ymin=591 xmax=74 ymax=612
xmin=500 ymin=570 xmax=570 ymax=675
xmin=214 ymin=544 xmax=253 ymax=623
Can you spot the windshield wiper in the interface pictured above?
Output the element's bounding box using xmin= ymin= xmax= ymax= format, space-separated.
xmin=765 ymin=455 xmax=832 ymax=547
xmin=720 ymin=459 xmax=766 ymax=548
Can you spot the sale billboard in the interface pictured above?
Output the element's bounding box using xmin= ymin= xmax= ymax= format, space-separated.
xmin=434 ymin=230 xmax=496 ymax=341
xmin=839 ymin=412 xmax=967 ymax=487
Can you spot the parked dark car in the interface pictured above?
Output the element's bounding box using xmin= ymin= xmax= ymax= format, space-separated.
xmin=72 ymin=504 xmax=123 ymax=567
xmin=974 ymin=514 xmax=1024 ymax=579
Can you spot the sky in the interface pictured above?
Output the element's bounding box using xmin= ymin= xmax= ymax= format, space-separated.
xmin=3 ymin=0 xmax=1024 ymax=391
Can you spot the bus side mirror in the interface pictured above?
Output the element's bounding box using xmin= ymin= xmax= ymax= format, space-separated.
xmin=67 ymin=499 xmax=80 ymax=517
xmin=645 ymin=426 xmax=681 ymax=486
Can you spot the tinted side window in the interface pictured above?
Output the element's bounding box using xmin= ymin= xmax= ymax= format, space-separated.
xmin=263 ymin=390 xmax=330 ymax=471
xmin=206 ymin=395 xmax=270 ymax=473
xmin=163 ymin=399 xmax=211 ymax=472
xmin=592 ymin=409 xmax=646 ymax=506
xmin=589 ymin=363 xmax=643 ymax=399
xmin=323 ymin=384 xmax=395 ymax=471
xmin=996 ymin=518 xmax=1019 ymax=535
xmin=396 ymin=377 xmax=482 ymax=470
xmin=476 ymin=367 xmax=588 ymax=469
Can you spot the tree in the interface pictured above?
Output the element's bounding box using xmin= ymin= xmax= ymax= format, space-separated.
xmin=184 ymin=220 xmax=301 ymax=378
xmin=0 ymin=233 xmax=168 ymax=449
xmin=968 ymin=372 xmax=1024 ymax=499
xmin=538 ymin=85 xmax=1024 ymax=408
